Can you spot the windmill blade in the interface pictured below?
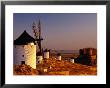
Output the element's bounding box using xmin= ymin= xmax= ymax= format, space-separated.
xmin=32 ymin=22 xmax=39 ymax=39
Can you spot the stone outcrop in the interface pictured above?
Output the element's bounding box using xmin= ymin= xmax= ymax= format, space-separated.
xmin=14 ymin=64 xmax=39 ymax=75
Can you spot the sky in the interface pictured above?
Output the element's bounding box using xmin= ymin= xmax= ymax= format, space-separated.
xmin=13 ymin=13 xmax=97 ymax=50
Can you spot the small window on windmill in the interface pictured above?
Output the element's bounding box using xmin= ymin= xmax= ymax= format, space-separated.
xmin=22 ymin=45 xmax=24 ymax=48
xmin=22 ymin=55 xmax=24 ymax=57
xmin=21 ymin=61 xmax=25 ymax=65
xmin=15 ymin=45 xmax=16 ymax=48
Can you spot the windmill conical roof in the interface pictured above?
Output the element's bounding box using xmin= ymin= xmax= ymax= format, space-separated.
xmin=14 ymin=30 xmax=35 ymax=45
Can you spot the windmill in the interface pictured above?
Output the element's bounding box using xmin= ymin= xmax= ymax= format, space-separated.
xmin=32 ymin=20 xmax=43 ymax=53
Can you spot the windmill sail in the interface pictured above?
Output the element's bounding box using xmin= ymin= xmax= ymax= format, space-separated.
xmin=32 ymin=20 xmax=43 ymax=53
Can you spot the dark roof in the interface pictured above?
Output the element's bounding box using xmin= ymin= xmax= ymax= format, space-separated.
xmin=14 ymin=30 xmax=36 ymax=45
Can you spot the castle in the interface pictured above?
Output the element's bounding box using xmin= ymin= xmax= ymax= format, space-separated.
xmin=75 ymin=48 xmax=97 ymax=65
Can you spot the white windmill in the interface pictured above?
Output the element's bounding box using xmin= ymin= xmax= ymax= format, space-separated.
xmin=14 ymin=30 xmax=36 ymax=69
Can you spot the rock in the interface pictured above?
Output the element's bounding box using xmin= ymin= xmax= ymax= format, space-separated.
xmin=14 ymin=64 xmax=39 ymax=75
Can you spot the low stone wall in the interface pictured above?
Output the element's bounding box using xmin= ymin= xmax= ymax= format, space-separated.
xmin=48 ymin=71 xmax=69 ymax=75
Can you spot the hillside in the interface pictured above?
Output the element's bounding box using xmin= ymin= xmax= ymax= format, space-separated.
xmin=14 ymin=58 xmax=97 ymax=75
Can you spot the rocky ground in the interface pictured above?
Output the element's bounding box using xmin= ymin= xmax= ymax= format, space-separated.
xmin=14 ymin=65 xmax=39 ymax=75
xmin=14 ymin=57 xmax=97 ymax=75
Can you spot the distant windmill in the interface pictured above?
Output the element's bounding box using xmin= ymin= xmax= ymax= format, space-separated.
xmin=32 ymin=20 xmax=43 ymax=53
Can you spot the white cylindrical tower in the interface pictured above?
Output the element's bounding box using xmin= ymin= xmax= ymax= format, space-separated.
xmin=36 ymin=55 xmax=43 ymax=64
xmin=44 ymin=49 xmax=49 ymax=59
xmin=14 ymin=30 xmax=37 ymax=69
xmin=57 ymin=56 xmax=61 ymax=60
xmin=36 ymin=51 xmax=43 ymax=64
xmin=70 ymin=59 xmax=74 ymax=63
xmin=44 ymin=52 xmax=49 ymax=59
xmin=57 ymin=53 xmax=61 ymax=60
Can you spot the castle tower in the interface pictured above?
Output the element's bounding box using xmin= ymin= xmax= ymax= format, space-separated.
xmin=14 ymin=30 xmax=37 ymax=69
xmin=89 ymin=48 xmax=93 ymax=56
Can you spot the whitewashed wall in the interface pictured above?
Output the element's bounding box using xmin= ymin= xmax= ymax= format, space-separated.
xmin=44 ymin=52 xmax=49 ymax=59
xmin=36 ymin=56 xmax=43 ymax=64
xmin=14 ymin=44 xmax=36 ymax=69
xmin=57 ymin=56 xmax=61 ymax=60
xmin=70 ymin=59 xmax=74 ymax=63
